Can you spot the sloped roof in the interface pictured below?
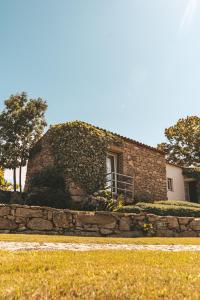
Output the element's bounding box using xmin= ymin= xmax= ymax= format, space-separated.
xmin=50 ymin=120 xmax=164 ymax=155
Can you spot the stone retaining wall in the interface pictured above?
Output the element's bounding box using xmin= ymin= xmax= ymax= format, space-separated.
xmin=0 ymin=204 xmax=200 ymax=237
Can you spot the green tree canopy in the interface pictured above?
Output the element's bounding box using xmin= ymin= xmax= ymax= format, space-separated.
xmin=0 ymin=92 xmax=48 ymax=191
xmin=158 ymin=116 xmax=200 ymax=167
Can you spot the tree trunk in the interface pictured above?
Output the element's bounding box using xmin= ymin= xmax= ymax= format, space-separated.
xmin=19 ymin=165 xmax=22 ymax=193
xmin=13 ymin=168 xmax=16 ymax=192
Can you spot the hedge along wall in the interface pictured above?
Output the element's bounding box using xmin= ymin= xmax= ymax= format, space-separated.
xmin=1 ymin=204 xmax=200 ymax=237
xmin=46 ymin=121 xmax=122 ymax=194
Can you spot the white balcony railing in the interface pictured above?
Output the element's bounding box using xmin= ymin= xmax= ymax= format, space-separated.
xmin=105 ymin=172 xmax=134 ymax=198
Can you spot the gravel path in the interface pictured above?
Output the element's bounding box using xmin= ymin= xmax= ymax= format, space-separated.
xmin=0 ymin=242 xmax=200 ymax=252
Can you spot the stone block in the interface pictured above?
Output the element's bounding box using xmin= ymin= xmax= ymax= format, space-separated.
xmin=83 ymin=224 xmax=99 ymax=232
xmin=47 ymin=211 xmax=53 ymax=220
xmin=147 ymin=214 xmax=160 ymax=222
xmin=155 ymin=221 xmax=167 ymax=230
xmin=15 ymin=207 xmax=44 ymax=218
xmin=156 ymin=230 xmax=171 ymax=237
xmin=189 ymin=219 xmax=200 ymax=231
xmin=178 ymin=217 xmax=193 ymax=225
xmin=100 ymin=228 xmax=113 ymax=235
xmin=76 ymin=213 xmax=116 ymax=229
xmin=27 ymin=218 xmax=53 ymax=230
xmin=0 ymin=217 xmax=17 ymax=230
xmin=166 ymin=216 xmax=179 ymax=230
xmin=119 ymin=217 xmax=131 ymax=231
xmin=0 ymin=206 xmax=10 ymax=216
xmin=133 ymin=214 xmax=145 ymax=221
xmin=179 ymin=231 xmax=197 ymax=237
xmin=53 ymin=211 xmax=71 ymax=228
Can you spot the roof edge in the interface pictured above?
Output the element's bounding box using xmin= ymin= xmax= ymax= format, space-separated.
xmin=49 ymin=120 xmax=164 ymax=155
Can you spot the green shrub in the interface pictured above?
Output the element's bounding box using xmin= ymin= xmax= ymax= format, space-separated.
xmin=138 ymin=203 xmax=200 ymax=217
xmin=0 ymin=190 xmax=11 ymax=204
xmin=117 ymin=201 xmax=200 ymax=217
xmin=25 ymin=187 xmax=69 ymax=209
xmin=155 ymin=200 xmax=200 ymax=208
xmin=115 ymin=205 xmax=143 ymax=214
xmin=29 ymin=167 xmax=65 ymax=191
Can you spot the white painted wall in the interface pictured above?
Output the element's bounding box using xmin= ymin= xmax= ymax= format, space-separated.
xmin=166 ymin=164 xmax=186 ymax=201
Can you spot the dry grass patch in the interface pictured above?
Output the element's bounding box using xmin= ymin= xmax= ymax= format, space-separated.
xmin=1 ymin=250 xmax=200 ymax=299
xmin=1 ymin=234 xmax=200 ymax=245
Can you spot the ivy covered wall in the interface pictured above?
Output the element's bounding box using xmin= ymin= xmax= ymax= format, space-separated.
xmin=46 ymin=121 xmax=121 ymax=194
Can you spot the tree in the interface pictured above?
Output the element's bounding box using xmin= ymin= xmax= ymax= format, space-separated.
xmin=0 ymin=92 xmax=48 ymax=191
xmin=158 ymin=116 xmax=200 ymax=167
xmin=0 ymin=168 xmax=13 ymax=191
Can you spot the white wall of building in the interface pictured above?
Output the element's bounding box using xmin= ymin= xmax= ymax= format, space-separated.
xmin=166 ymin=164 xmax=186 ymax=201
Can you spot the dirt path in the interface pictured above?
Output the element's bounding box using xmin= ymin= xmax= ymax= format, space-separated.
xmin=0 ymin=242 xmax=200 ymax=251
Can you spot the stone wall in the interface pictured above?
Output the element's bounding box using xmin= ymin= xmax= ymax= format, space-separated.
xmin=1 ymin=204 xmax=200 ymax=237
xmin=108 ymin=140 xmax=167 ymax=201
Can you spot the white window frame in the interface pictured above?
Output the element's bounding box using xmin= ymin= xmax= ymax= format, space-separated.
xmin=106 ymin=152 xmax=118 ymax=193
xmin=167 ymin=178 xmax=174 ymax=192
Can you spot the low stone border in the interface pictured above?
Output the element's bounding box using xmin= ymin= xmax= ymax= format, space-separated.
xmin=0 ymin=203 xmax=200 ymax=237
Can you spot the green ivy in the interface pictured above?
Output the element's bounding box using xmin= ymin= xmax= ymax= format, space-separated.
xmin=47 ymin=121 xmax=121 ymax=194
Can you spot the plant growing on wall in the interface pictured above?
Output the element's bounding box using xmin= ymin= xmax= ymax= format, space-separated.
xmin=47 ymin=121 xmax=122 ymax=194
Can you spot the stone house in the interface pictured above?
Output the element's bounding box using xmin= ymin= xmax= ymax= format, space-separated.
xmin=25 ymin=121 xmax=167 ymax=206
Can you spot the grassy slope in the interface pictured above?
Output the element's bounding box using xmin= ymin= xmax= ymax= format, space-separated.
xmin=1 ymin=233 xmax=200 ymax=245
xmin=1 ymin=250 xmax=200 ymax=299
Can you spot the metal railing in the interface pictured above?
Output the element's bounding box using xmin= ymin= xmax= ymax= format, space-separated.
xmin=105 ymin=172 xmax=134 ymax=198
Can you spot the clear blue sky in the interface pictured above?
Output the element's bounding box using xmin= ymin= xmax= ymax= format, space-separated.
xmin=0 ymin=0 xmax=199 ymax=149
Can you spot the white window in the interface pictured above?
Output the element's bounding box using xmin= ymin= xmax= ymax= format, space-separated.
xmin=167 ymin=178 xmax=174 ymax=192
xmin=106 ymin=153 xmax=117 ymax=193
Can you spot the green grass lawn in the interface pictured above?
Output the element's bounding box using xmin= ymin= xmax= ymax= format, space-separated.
xmin=1 ymin=249 xmax=200 ymax=299
xmin=1 ymin=233 xmax=200 ymax=245
xmin=1 ymin=234 xmax=200 ymax=299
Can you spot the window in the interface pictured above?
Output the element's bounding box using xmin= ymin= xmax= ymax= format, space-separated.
xmin=106 ymin=153 xmax=117 ymax=193
xmin=167 ymin=178 xmax=173 ymax=191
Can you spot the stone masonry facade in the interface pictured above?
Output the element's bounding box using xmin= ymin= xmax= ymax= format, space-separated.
xmin=25 ymin=125 xmax=167 ymax=203
xmin=108 ymin=140 xmax=167 ymax=201
xmin=1 ymin=204 xmax=200 ymax=237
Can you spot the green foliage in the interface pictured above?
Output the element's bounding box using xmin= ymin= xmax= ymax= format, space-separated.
xmin=183 ymin=168 xmax=200 ymax=179
xmin=47 ymin=121 xmax=121 ymax=194
xmin=116 ymin=200 xmax=200 ymax=217
xmin=142 ymin=223 xmax=154 ymax=234
xmin=155 ymin=200 xmax=200 ymax=208
xmin=158 ymin=116 xmax=200 ymax=167
xmin=0 ymin=92 xmax=47 ymax=191
xmin=115 ymin=205 xmax=142 ymax=214
xmin=29 ymin=167 xmax=65 ymax=191
xmin=83 ymin=193 xmax=125 ymax=212
xmin=0 ymin=190 xmax=11 ymax=204
xmin=0 ymin=168 xmax=13 ymax=191
xmin=25 ymin=188 xmax=69 ymax=209
xmin=27 ymin=167 xmax=68 ymax=209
